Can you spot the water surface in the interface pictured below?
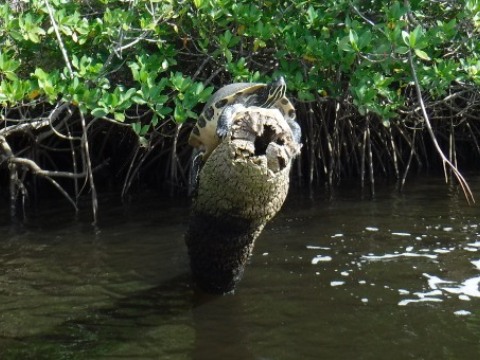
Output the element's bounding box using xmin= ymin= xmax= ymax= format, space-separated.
xmin=1 ymin=177 xmax=480 ymax=359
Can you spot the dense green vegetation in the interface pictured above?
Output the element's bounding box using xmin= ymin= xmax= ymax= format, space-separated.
xmin=1 ymin=0 xmax=480 ymax=220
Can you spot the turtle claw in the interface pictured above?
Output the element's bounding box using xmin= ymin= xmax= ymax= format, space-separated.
xmin=217 ymin=104 xmax=246 ymax=140
xmin=216 ymin=127 xmax=230 ymax=140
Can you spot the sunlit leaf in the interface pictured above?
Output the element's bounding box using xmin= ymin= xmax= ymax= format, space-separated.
xmin=91 ymin=108 xmax=108 ymax=118
xmin=193 ymin=0 xmax=205 ymax=9
xmin=415 ymin=49 xmax=431 ymax=61
xmin=114 ymin=112 xmax=125 ymax=122
xmin=401 ymin=30 xmax=410 ymax=47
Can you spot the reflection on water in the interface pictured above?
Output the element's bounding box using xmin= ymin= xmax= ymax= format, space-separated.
xmin=1 ymin=178 xmax=480 ymax=359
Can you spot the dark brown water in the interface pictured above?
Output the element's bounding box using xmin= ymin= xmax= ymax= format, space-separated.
xmin=1 ymin=177 xmax=480 ymax=359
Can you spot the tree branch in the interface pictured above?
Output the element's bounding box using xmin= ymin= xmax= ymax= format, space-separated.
xmin=404 ymin=0 xmax=474 ymax=204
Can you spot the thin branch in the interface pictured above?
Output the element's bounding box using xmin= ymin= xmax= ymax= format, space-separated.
xmin=44 ymin=0 xmax=74 ymax=78
xmin=1 ymin=135 xmax=79 ymax=212
xmin=1 ymin=118 xmax=50 ymax=137
xmin=405 ymin=20 xmax=474 ymax=203
xmin=79 ymin=112 xmax=98 ymax=224
xmin=8 ymin=157 xmax=79 ymax=211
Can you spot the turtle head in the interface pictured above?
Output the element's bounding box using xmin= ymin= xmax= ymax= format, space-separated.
xmin=269 ymin=76 xmax=286 ymax=92
xmin=264 ymin=76 xmax=287 ymax=107
xmin=245 ymin=76 xmax=287 ymax=108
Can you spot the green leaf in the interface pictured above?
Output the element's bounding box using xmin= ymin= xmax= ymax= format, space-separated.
xmin=198 ymin=86 xmax=214 ymax=102
xmin=161 ymin=59 xmax=169 ymax=70
xmin=338 ymin=36 xmax=354 ymax=52
xmin=307 ymin=5 xmax=318 ymax=25
xmin=174 ymin=104 xmax=186 ymax=123
xmin=4 ymin=71 xmax=18 ymax=81
xmin=151 ymin=114 xmax=159 ymax=127
xmin=140 ymin=124 xmax=150 ymax=136
xmin=395 ymin=46 xmax=409 ymax=54
xmin=131 ymin=95 xmax=146 ymax=105
xmin=414 ymin=49 xmax=431 ymax=61
xmin=253 ymin=38 xmax=266 ymax=51
xmin=114 ymin=112 xmax=125 ymax=122
xmin=124 ymin=88 xmax=137 ymax=99
xmin=358 ymin=30 xmax=372 ymax=50
xmin=401 ymin=30 xmax=410 ymax=47
xmin=224 ymin=49 xmax=233 ymax=63
xmin=411 ymin=25 xmax=424 ymax=48
xmin=132 ymin=122 xmax=141 ymax=134
xmin=349 ymin=29 xmax=359 ymax=51
xmin=34 ymin=68 xmax=48 ymax=81
xmin=193 ymin=0 xmax=205 ymax=9
xmin=91 ymin=108 xmax=108 ymax=118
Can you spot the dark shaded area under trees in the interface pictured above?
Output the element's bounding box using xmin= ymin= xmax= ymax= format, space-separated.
xmin=2 ymin=0 xmax=480 ymax=222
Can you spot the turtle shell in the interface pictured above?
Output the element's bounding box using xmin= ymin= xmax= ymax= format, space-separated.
xmin=188 ymin=77 xmax=296 ymax=160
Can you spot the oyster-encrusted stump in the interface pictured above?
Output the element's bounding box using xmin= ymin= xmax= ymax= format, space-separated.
xmin=185 ymin=107 xmax=301 ymax=294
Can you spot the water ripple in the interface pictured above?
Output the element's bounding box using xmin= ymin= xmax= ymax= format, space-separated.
xmin=311 ymin=255 xmax=332 ymax=265
xmin=398 ymin=260 xmax=480 ymax=308
xmin=362 ymin=252 xmax=438 ymax=261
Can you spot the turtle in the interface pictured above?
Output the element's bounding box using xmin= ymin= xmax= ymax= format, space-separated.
xmin=188 ymin=77 xmax=300 ymax=194
xmin=188 ymin=76 xmax=298 ymax=162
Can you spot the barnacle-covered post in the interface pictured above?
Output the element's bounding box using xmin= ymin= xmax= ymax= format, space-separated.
xmin=185 ymin=101 xmax=301 ymax=294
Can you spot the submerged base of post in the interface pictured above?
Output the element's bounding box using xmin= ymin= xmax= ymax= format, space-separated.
xmin=185 ymin=212 xmax=264 ymax=294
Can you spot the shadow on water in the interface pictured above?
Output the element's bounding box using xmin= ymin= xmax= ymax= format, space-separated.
xmin=1 ymin=272 xmax=257 ymax=360
xmin=1 ymin=273 xmax=188 ymax=359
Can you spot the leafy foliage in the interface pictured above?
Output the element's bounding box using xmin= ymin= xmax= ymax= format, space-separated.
xmin=0 ymin=0 xmax=479 ymax=129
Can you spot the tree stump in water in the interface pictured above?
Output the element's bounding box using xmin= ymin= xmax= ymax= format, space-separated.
xmin=185 ymin=107 xmax=301 ymax=293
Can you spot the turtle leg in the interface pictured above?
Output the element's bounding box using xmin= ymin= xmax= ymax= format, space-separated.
xmin=217 ymin=103 xmax=246 ymax=139
xmin=188 ymin=148 xmax=204 ymax=196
